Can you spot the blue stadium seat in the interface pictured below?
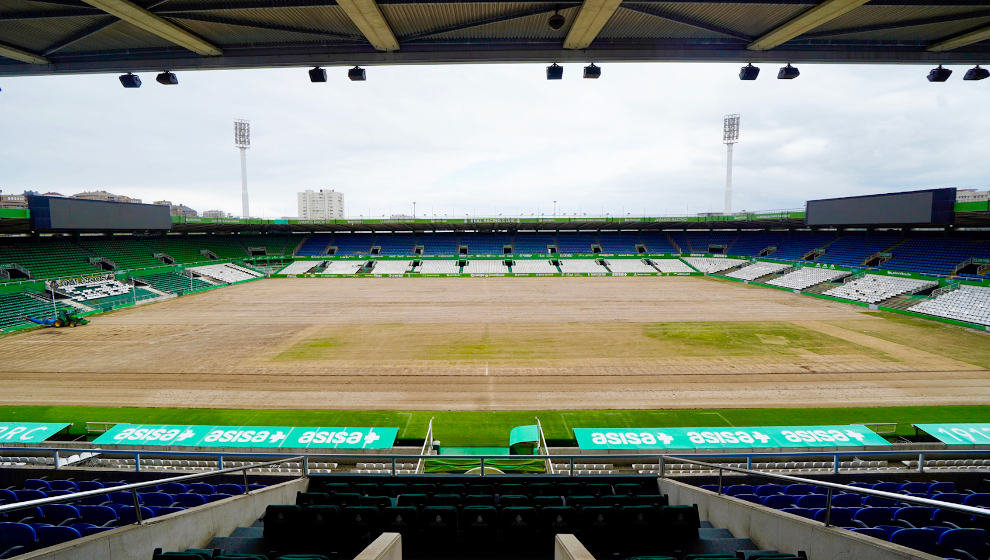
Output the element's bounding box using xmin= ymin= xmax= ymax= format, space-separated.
xmin=150 ymin=506 xmax=185 ymax=517
xmin=49 ymin=480 xmax=77 ymax=492
xmin=928 ymin=482 xmax=956 ymax=494
xmin=898 ymin=482 xmax=930 ymax=494
xmin=216 ymin=484 xmax=245 ymax=495
xmin=893 ymin=507 xmax=937 ymax=528
xmin=889 ymin=528 xmax=939 ymax=555
xmin=12 ymin=490 xmax=45 ymax=503
xmin=39 ymin=504 xmax=80 ymax=526
xmin=761 ymin=495 xmax=795 ymax=509
xmin=69 ymin=522 xmax=114 ymax=537
xmin=0 ymin=491 xmax=14 ymax=506
xmin=173 ymin=494 xmax=207 ymax=508
xmin=76 ymin=481 xmax=105 ymax=492
xmin=725 ymin=485 xmax=755 ymax=496
xmin=116 ymin=506 xmax=155 ymax=525
xmin=188 ymin=483 xmax=215 ymax=495
xmin=854 ymin=507 xmax=896 ymax=527
xmin=937 ymin=528 xmax=987 ymax=559
xmin=35 ymin=525 xmax=80 ymax=548
xmin=206 ymin=494 xmax=234 ymax=503
xmin=830 ymin=494 xmax=863 ymax=508
xmin=963 ymin=494 xmax=990 ymax=508
xmin=159 ymin=483 xmax=188 ymax=494
xmin=783 ymin=484 xmax=821 ymax=496
xmin=76 ymin=505 xmax=117 ymax=527
xmin=734 ymin=494 xmax=763 ymax=504
xmin=811 ymin=507 xmax=857 ymax=527
xmin=22 ymin=480 xmax=51 ymax=491
xmin=0 ymin=522 xmax=37 ymax=558
xmin=795 ymin=495 xmax=827 ymax=509
xmin=930 ymin=493 xmax=966 ymax=504
xmin=140 ymin=493 xmax=175 ymax=507
xmin=849 ymin=527 xmax=887 ymax=539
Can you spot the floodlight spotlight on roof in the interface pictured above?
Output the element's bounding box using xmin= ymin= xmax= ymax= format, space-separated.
xmin=348 ymin=66 xmax=366 ymax=81
xmin=309 ymin=66 xmax=327 ymax=82
xmin=739 ymin=63 xmax=760 ymax=80
xmin=777 ymin=63 xmax=799 ymax=80
xmin=155 ymin=71 xmax=178 ymax=85
xmin=548 ymin=9 xmax=565 ymax=30
xmin=546 ymin=63 xmax=563 ymax=80
xmin=119 ymin=73 xmax=142 ymax=88
xmin=583 ymin=63 xmax=601 ymax=79
xmin=963 ymin=65 xmax=989 ymax=81
xmin=927 ymin=65 xmax=951 ymax=82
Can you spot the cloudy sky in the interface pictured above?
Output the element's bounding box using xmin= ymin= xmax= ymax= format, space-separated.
xmin=0 ymin=62 xmax=986 ymax=219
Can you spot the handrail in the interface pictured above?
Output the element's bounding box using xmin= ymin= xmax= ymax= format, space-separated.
xmin=660 ymin=455 xmax=990 ymax=523
xmin=0 ymin=455 xmax=303 ymax=524
xmin=535 ymin=418 xmax=554 ymax=475
xmin=415 ymin=417 xmax=435 ymax=475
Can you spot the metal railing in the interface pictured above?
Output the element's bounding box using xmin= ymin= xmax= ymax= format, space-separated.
xmin=415 ymin=417 xmax=435 ymax=475
xmin=0 ymin=455 xmax=303 ymax=525
xmin=536 ymin=419 xmax=554 ymax=475
xmin=658 ymin=455 xmax=990 ymax=527
xmin=1 ymin=446 xmax=988 ymax=477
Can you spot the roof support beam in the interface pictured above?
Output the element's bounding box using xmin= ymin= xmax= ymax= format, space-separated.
xmin=563 ymin=0 xmax=623 ymax=49
xmin=335 ymin=0 xmax=399 ymax=51
xmin=929 ymin=23 xmax=990 ymax=51
xmin=0 ymin=42 xmax=50 ymax=64
xmin=79 ymin=0 xmax=222 ymax=55
xmin=747 ymin=0 xmax=870 ymax=51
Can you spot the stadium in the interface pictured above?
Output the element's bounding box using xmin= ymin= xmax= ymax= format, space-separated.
xmin=2 ymin=1 xmax=990 ymax=559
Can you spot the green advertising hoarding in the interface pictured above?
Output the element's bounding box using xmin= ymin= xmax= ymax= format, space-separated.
xmin=573 ymin=425 xmax=889 ymax=450
xmin=914 ymin=423 xmax=990 ymax=446
xmin=0 ymin=422 xmax=70 ymax=443
xmin=92 ymin=425 xmax=398 ymax=449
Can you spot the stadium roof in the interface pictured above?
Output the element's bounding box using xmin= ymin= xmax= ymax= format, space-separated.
xmin=1 ymin=1 xmax=989 ymax=77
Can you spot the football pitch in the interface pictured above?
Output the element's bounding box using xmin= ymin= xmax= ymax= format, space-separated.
xmin=0 ymin=276 xmax=987 ymax=416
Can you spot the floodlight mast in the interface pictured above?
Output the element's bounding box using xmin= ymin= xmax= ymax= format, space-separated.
xmin=234 ymin=119 xmax=251 ymax=218
xmin=722 ymin=114 xmax=740 ymax=214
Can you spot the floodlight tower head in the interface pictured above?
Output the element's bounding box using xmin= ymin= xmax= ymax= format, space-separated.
xmin=723 ymin=114 xmax=740 ymax=145
xmin=234 ymin=119 xmax=250 ymax=149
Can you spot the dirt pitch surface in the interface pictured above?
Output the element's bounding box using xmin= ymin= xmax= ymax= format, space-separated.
xmin=1 ymin=277 xmax=988 ymax=410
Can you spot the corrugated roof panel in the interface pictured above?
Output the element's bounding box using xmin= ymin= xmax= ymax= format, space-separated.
xmin=0 ymin=0 xmax=99 ymax=14
xmin=819 ymin=17 xmax=990 ymax=43
xmin=598 ymin=6 xmax=736 ymax=40
xmin=165 ymin=6 xmax=362 ymax=37
xmin=57 ymin=21 xmax=179 ymax=53
xmin=382 ymin=3 xmax=559 ymax=39
xmin=174 ymin=17 xmax=357 ymax=45
xmin=0 ymin=16 xmax=106 ymax=52
xmin=426 ymin=5 xmax=578 ymax=40
xmin=636 ymin=2 xmax=811 ymax=38
xmin=813 ymin=5 xmax=990 ymax=35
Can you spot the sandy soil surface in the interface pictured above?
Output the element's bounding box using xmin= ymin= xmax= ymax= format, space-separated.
xmin=0 ymin=277 xmax=987 ymax=410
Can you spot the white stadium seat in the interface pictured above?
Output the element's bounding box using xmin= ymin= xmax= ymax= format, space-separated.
xmin=418 ymin=260 xmax=462 ymax=274
xmin=510 ymin=259 xmax=558 ymax=273
xmin=726 ymin=261 xmax=791 ymax=280
xmin=278 ymin=260 xmax=323 ymax=275
xmin=682 ymin=257 xmax=748 ymax=273
xmin=652 ymin=258 xmax=699 ymax=273
xmin=189 ymin=263 xmax=264 ymax=283
xmin=909 ymin=285 xmax=990 ymax=326
xmin=464 ymin=260 xmax=509 ymax=274
xmin=557 ymin=259 xmax=608 ymax=273
xmin=370 ymin=260 xmax=413 ymax=274
xmin=319 ymin=260 xmax=368 ymax=275
xmin=823 ymin=274 xmax=936 ymax=304
xmin=766 ymin=267 xmax=850 ymax=290
xmin=605 ymin=259 xmax=657 ymax=273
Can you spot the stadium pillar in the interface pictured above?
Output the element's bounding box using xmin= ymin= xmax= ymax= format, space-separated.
xmin=240 ymin=147 xmax=249 ymax=218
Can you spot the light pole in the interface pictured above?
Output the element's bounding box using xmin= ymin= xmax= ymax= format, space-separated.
xmin=723 ymin=114 xmax=740 ymax=214
xmin=553 ymin=200 xmax=557 ymax=217
xmin=413 ymin=201 xmax=416 ymax=219
xmin=234 ymin=119 xmax=251 ymax=218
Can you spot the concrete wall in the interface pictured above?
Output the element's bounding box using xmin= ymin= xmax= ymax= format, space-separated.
xmin=355 ymin=533 xmax=402 ymax=560
xmin=555 ymin=534 xmax=596 ymax=560
xmin=660 ymin=478 xmax=940 ymax=560
xmin=21 ymin=477 xmax=307 ymax=560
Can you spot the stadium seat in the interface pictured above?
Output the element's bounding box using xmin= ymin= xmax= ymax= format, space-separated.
xmin=173 ymin=494 xmax=207 ymax=508
xmin=117 ymin=506 xmax=154 ymax=525
xmin=725 ymin=485 xmax=755 ymax=497
xmin=781 ymin=508 xmax=816 ymax=519
xmin=783 ymin=485 xmax=821 ymax=496
xmin=217 ymin=484 xmax=245 ymax=495
xmin=49 ymin=480 xmax=78 ymax=492
xmin=849 ymin=527 xmax=887 ymax=539
xmin=795 ymin=495 xmax=827 ymax=509
xmin=0 ymin=491 xmax=14 ymax=505
xmin=889 ymin=528 xmax=940 ymax=555
xmin=422 ymin=505 xmax=458 ymax=554
xmin=206 ymin=494 xmax=235 ymax=503
xmin=541 ymin=506 xmax=578 ymax=536
xmin=22 ymin=480 xmax=51 ymax=491
xmin=461 ymin=505 xmax=497 ymax=545
xmin=963 ymin=494 xmax=990 ymax=508
xmin=35 ymin=525 xmax=80 ymax=547
xmin=69 ymin=522 xmax=114 ymax=536
xmin=854 ymin=507 xmax=896 ymax=527
xmin=830 ymin=494 xmax=863 ymax=508
xmin=381 ymin=506 xmax=418 ymax=541
xmin=0 ymin=523 xmax=36 ymax=558
xmin=39 ymin=504 xmax=81 ymax=525
xmin=754 ymin=485 xmax=785 ymax=497
xmin=893 ymin=507 xmax=937 ymax=528
xmin=150 ymin=506 xmax=185 ymax=517
xmin=188 ymin=483 xmax=216 ymax=495
xmin=937 ymin=528 xmax=987 ymax=559
xmin=141 ymin=493 xmax=176 ymax=507
xmin=811 ymin=507 xmax=857 ymax=527
xmin=159 ymin=483 xmax=188 ymax=494
xmin=77 ymin=505 xmax=117 ymax=526
xmin=761 ymin=495 xmax=795 ymax=509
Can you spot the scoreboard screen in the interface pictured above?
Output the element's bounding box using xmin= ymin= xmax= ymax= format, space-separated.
xmin=805 ymin=188 xmax=955 ymax=226
xmin=28 ymin=196 xmax=172 ymax=231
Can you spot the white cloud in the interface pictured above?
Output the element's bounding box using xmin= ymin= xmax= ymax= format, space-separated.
xmin=0 ymin=62 xmax=986 ymax=218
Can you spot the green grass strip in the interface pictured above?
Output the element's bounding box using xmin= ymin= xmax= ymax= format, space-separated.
xmin=0 ymin=405 xmax=985 ymax=447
